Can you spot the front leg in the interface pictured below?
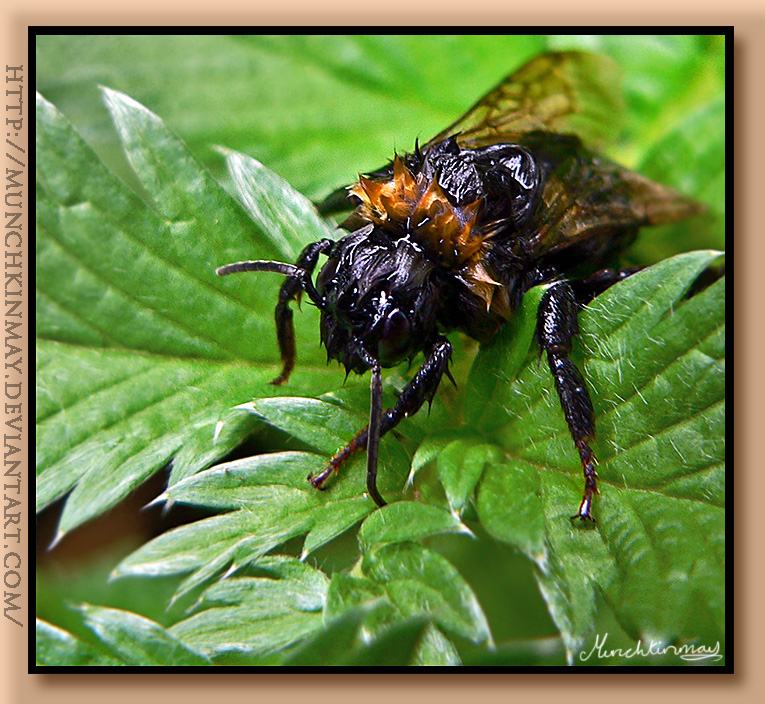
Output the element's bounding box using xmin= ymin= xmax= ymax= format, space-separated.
xmin=271 ymin=239 xmax=334 ymax=385
xmin=309 ymin=336 xmax=453 ymax=506
xmin=537 ymin=281 xmax=599 ymax=522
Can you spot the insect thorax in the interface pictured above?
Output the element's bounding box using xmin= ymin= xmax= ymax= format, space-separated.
xmin=345 ymin=138 xmax=542 ymax=319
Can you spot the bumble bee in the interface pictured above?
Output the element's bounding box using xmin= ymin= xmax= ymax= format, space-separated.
xmin=217 ymin=51 xmax=702 ymax=521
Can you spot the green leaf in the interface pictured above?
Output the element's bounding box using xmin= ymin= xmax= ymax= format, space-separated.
xmin=223 ymin=148 xmax=337 ymax=261
xmin=465 ymin=284 xmax=550 ymax=429
xmin=301 ymin=497 xmax=374 ymax=557
xmin=114 ymin=497 xmax=319 ymax=602
xmin=245 ymin=396 xmax=365 ymax=455
xmin=436 ymin=439 xmax=503 ymax=515
xmin=36 ymin=619 xmax=123 ymax=667
xmin=323 ymin=544 xmax=488 ymax=666
xmin=410 ymin=433 xmax=455 ymax=475
xmin=474 ymin=251 xmax=725 ymax=658
xmin=362 ymin=542 xmax=492 ymax=647
xmin=325 ymin=573 xmax=391 ymax=623
xmin=169 ymin=557 xmax=328 ymax=658
xmin=112 ymin=400 xmax=407 ymax=593
xmin=36 ymin=90 xmax=347 ymax=536
xmin=476 ymin=460 xmax=547 ymax=558
xmin=78 ymin=604 xmax=212 ymax=666
xmin=358 ymin=502 xmax=474 ymax=548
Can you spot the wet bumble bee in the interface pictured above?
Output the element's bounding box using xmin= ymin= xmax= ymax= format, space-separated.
xmin=217 ymin=51 xmax=702 ymax=521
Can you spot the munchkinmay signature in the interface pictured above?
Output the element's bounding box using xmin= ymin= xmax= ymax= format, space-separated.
xmin=579 ymin=632 xmax=723 ymax=663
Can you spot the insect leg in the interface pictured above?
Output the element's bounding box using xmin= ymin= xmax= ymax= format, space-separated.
xmin=309 ymin=335 xmax=453 ymax=505
xmin=537 ymin=282 xmax=598 ymax=522
xmin=366 ymin=362 xmax=385 ymax=507
xmin=570 ymin=266 xmax=644 ymax=304
xmin=217 ymin=239 xmax=333 ymax=385
xmin=270 ymin=240 xmax=334 ymax=385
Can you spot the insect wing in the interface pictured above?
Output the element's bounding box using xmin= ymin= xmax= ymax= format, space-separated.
xmin=426 ymin=51 xmax=623 ymax=151
xmin=317 ymin=51 xmax=622 ymax=216
xmin=528 ymin=153 xmax=703 ymax=257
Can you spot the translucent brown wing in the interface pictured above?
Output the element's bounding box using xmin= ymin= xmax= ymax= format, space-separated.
xmin=426 ymin=51 xmax=623 ymax=151
xmin=524 ymin=150 xmax=703 ymax=258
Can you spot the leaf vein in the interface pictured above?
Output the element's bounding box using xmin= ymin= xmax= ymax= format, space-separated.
xmin=40 ymin=220 xmax=247 ymax=361
xmin=40 ymin=364 xmax=221 ymax=477
xmin=35 ymin=285 xmax=127 ymax=349
xmin=36 ymin=363 xmax=167 ymax=426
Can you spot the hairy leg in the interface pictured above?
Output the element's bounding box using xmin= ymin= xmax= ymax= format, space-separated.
xmin=309 ymin=336 xmax=453 ymax=505
xmin=535 ymin=265 xmax=646 ymax=521
xmin=270 ymin=239 xmax=334 ymax=385
xmin=537 ymin=281 xmax=599 ymax=521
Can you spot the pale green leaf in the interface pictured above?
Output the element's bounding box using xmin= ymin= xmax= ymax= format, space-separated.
xmin=79 ymin=604 xmax=212 ymax=666
xmin=36 ymin=619 xmax=122 ymax=667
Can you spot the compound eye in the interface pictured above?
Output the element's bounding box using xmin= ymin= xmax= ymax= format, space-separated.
xmin=379 ymin=309 xmax=410 ymax=360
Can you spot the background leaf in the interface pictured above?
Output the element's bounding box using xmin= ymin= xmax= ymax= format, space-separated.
xmin=36 ymin=619 xmax=122 ymax=667
xmin=36 ymin=34 xmax=725 ymax=667
xmin=77 ymin=605 xmax=212 ymax=666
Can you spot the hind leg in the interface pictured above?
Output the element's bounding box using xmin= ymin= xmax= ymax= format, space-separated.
xmin=537 ymin=281 xmax=599 ymax=522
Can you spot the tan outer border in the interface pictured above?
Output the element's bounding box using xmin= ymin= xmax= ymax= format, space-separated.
xmin=3 ymin=11 xmax=28 ymax=704
xmin=10 ymin=11 xmax=759 ymax=703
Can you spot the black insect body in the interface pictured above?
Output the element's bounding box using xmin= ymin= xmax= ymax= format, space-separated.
xmin=217 ymin=52 xmax=701 ymax=521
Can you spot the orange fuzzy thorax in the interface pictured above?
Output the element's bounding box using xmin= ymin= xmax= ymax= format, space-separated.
xmin=350 ymin=155 xmax=485 ymax=267
xmin=349 ymin=155 xmax=511 ymax=316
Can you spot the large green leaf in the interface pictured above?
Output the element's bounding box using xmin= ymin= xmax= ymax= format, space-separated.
xmin=36 ymin=89 xmax=342 ymax=537
xmin=37 ymin=35 xmax=725 ymax=667
xmin=473 ymin=251 xmax=725 ymax=658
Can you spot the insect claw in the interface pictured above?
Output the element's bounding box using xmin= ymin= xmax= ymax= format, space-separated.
xmin=571 ymin=512 xmax=597 ymax=524
xmin=309 ymin=464 xmax=333 ymax=489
